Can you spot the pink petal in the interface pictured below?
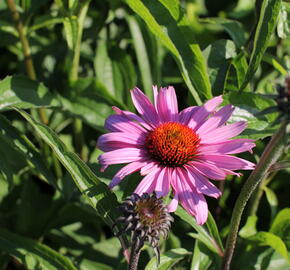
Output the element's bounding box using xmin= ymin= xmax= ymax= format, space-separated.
xmin=199 ymin=121 xmax=247 ymax=143
xmin=167 ymin=193 xmax=179 ymax=212
xmin=140 ymin=162 xmax=159 ymax=176
xmin=152 ymin=85 xmax=158 ymax=107
xmin=156 ymin=86 xmax=178 ymax=122
xmin=105 ymin=114 xmax=146 ymax=133
xmin=109 ymin=161 xmax=147 ymax=189
xmin=178 ymin=106 xmax=199 ymax=125
xmin=188 ymin=95 xmax=223 ymax=130
xmin=196 ymin=105 xmax=234 ymax=135
xmin=197 ymin=154 xmax=255 ymax=170
xmin=112 ymin=106 xmax=152 ymax=130
xmin=189 ymin=161 xmax=226 ymax=180
xmin=185 ymin=166 xmax=222 ymax=198
xmin=199 ymin=139 xmax=256 ymax=155
xmin=130 ymin=88 xmax=159 ymax=127
xmin=97 ymin=132 xmax=146 ymax=152
xmin=98 ymin=148 xmax=146 ymax=168
xmin=173 ymin=168 xmax=208 ymax=225
xmin=134 ymin=168 xmax=161 ymax=195
xmin=155 ymin=167 xmax=171 ymax=197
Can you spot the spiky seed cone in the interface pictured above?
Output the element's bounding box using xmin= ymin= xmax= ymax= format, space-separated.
xmin=115 ymin=192 xmax=173 ymax=269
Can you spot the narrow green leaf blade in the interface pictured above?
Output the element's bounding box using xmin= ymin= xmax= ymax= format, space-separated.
xmin=127 ymin=15 xmax=153 ymax=99
xmin=240 ymin=0 xmax=282 ymax=91
xmin=0 ymin=228 xmax=77 ymax=270
xmin=125 ymin=0 xmax=212 ymax=103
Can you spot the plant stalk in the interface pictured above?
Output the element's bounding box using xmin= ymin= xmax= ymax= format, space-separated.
xmin=221 ymin=119 xmax=288 ymax=270
xmin=69 ymin=0 xmax=91 ymax=160
xmin=6 ymin=0 xmax=48 ymax=125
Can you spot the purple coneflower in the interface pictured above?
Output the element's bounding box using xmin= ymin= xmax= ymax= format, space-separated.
xmin=98 ymin=86 xmax=255 ymax=224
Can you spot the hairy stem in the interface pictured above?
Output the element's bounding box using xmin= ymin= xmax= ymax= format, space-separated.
xmin=221 ymin=119 xmax=288 ymax=270
xmin=129 ymin=233 xmax=142 ymax=270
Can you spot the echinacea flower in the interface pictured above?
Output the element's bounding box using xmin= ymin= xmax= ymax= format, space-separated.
xmin=98 ymin=86 xmax=255 ymax=225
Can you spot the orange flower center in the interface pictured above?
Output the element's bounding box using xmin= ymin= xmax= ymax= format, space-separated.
xmin=145 ymin=122 xmax=200 ymax=167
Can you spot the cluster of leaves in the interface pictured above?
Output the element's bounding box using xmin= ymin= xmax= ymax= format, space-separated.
xmin=0 ymin=0 xmax=289 ymax=269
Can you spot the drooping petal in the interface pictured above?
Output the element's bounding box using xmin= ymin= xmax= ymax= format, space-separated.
xmin=185 ymin=166 xmax=222 ymax=198
xmin=105 ymin=114 xmax=146 ymax=133
xmin=197 ymin=154 xmax=255 ymax=170
xmin=196 ymin=104 xmax=234 ymax=135
xmin=130 ymin=87 xmax=160 ymax=127
xmin=97 ymin=132 xmax=146 ymax=152
xmin=167 ymin=193 xmax=179 ymax=212
xmin=154 ymin=167 xmax=170 ymax=197
xmin=188 ymin=95 xmax=223 ymax=130
xmin=199 ymin=121 xmax=247 ymax=143
xmin=98 ymin=148 xmax=146 ymax=168
xmin=173 ymin=168 xmax=208 ymax=225
xmin=156 ymin=86 xmax=178 ymax=122
xmin=178 ymin=106 xmax=199 ymax=125
xmin=109 ymin=161 xmax=147 ymax=189
xmin=189 ymin=161 xmax=227 ymax=180
xmin=199 ymin=139 xmax=256 ymax=155
xmin=134 ymin=168 xmax=161 ymax=195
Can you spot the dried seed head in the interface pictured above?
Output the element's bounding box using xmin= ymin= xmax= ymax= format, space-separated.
xmin=115 ymin=192 xmax=173 ymax=264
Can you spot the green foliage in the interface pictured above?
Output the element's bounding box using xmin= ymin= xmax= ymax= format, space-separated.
xmin=0 ymin=0 xmax=289 ymax=269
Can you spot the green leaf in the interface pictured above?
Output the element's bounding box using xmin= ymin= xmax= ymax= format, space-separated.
xmin=240 ymin=0 xmax=282 ymax=91
xmin=239 ymin=215 xmax=258 ymax=238
xmin=0 ymin=228 xmax=77 ymax=270
xmin=175 ymin=207 xmax=221 ymax=255
xmin=0 ymin=114 xmax=55 ymax=187
xmin=263 ymin=186 xmax=278 ymax=220
xmin=28 ymin=15 xmax=64 ymax=33
xmin=63 ymin=16 xmax=78 ymax=50
xmin=0 ymin=75 xmax=59 ymax=111
xmin=15 ymin=109 xmax=123 ymax=235
xmin=270 ymin=208 xmax=290 ymax=250
xmin=203 ymin=39 xmax=236 ymax=95
xmin=225 ymin=52 xmax=249 ymax=92
xmin=191 ymin=241 xmax=215 ymax=270
xmin=277 ymin=2 xmax=290 ymax=39
xmin=127 ymin=15 xmax=153 ymax=99
xmin=125 ymin=0 xmax=212 ymax=103
xmin=205 ymin=212 xmax=224 ymax=253
xmin=223 ymin=91 xmax=279 ymax=140
xmin=248 ymin=232 xmax=289 ymax=263
xmin=145 ymin=248 xmax=190 ymax=270
xmin=200 ymin=18 xmax=247 ymax=48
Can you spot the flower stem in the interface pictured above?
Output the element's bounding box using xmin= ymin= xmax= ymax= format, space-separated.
xmin=221 ymin=119 xmax=288 ymax=270
xmin=129 ymin=233 xmax=142 ymax=270
xmin=69 ymin=0 xmax=91 ymax=160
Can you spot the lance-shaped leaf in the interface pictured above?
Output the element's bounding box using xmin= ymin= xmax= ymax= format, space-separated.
xmin=240 ymin=0 xmax=282 ymax=91
xmin=125 ymin=0 xmax=212 ymax=104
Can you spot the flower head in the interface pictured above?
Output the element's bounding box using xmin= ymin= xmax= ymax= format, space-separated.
xmin=98 ymin=86 xmax=255 ymax=224
xmin=116 ymin=192 xmax=173 ymax=264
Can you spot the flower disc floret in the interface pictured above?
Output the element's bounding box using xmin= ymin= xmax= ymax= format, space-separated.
xmin=145 ymin=122 xmax=200 ymax=166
